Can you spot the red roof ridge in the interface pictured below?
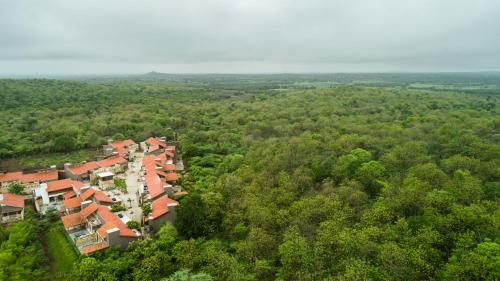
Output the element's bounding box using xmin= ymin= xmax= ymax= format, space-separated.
xmin=96 ymin=222 xmax=116 ymax=239
xmin=96 ymin=205 xmax=139 ymax=237
xmin=111 ymin=139 xmax=136 ymax=148
xmin=93 ymin=190 xmax=114 ymax=203
xmin=0 ymin=193 xmax=25 ymax=208
xmin=80 ymin=241 xmax=109 ymax=254
xmin=61 ymin=212 xmax=84 ymax=228
xmin=68 ymin=162 xmax=99 ymax=175
xmin=20 ymin=170 xmax=58 ymax=183
xmin=47 ymin=178 xmax=85 ymax=193
xmin=80 ymin=202 xmax=99 ymax=218
xmin=96 ymin=156 xmax=127 ymax=168
xmin=80 ymin=188 xmax=96 ymax=201
xmin=0 ymin=172 xmax=23 ymax=182
xmin=63 ymin=190 xmax=76 ymax=199
xmin=148 ymin=195 xmax=179 ymax=221
xmin=165 ymin=173 xmax=178 ymax=182
xmin=63 ymin=196 xmax=82 ymax=209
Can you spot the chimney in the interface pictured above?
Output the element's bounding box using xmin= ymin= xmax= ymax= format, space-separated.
xmin=81 ymin=200 xmax=93 ymax=209
xmin=106 ymin=227 xmax=121 ymax=246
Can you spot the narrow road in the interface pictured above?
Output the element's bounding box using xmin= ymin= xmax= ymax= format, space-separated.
xmin=121 ymin=151 xmax=144 ymax=222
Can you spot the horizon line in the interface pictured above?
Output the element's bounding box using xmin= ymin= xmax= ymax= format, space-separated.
xmin=1 ymin=69 xmax=500 ymax=78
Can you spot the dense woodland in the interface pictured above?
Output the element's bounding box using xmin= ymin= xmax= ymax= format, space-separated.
xmin=0 ymin=76 xmax=499 ymax=280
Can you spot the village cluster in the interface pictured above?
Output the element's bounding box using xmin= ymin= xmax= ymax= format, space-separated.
xmin=0 ymin=137 xmax=186 ymax=254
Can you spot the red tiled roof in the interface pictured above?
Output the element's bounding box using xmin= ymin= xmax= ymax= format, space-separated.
xmin=80 ymin=202 xmax=99 ymax=218
xmin=165 ymin=173 xmax=178 ymax=182
xmin=143 ymin=153 xmax=178 ymax=199
xmin=96 ymin=156 xmax=127 ymax=168
xmin=143 ymin=154 xmax=158 ymax=166
xmin=20 ymin=170 xmax=58 ymax=183
xmin=166 ymin=146 xmax=176 ymax=151
xmin=94 ymin=190 xmax=114 ymax=203
xmin=148 ymin=145 xmax=160 ymax=152
xmin=0 ymin=193 xmax=25 ymax=208
xmin=144 ymin=153 xmax=175 ymax=170
xmin=96 ymin=222 xmax=115 ymax=239
xmin=71 ymin=180 xmax=84 ymax=191
xmin=61 ymin=203 xmax=139 ymax=238
xmin=145 ymin=137 xmax=161 ymax=145
xmin=80 ymin=241 xmax=109 ymax=254
xmin=80 ymin=189 xmax=96 ymax=201
xmin=145 ymin=172 xmax=164 ymax=199
xmin=110 ymin=139 xmax=136 ymax=149
xmin=149 ymin=149 xmax=165 ymax=156
xmin=63 ymin=196 xmax=82 ymax=209
xmin=63 ymin=191 xmax=76 ymax=199
xmin=96 ymin=206 xmax=138 ymax=237
xmin=115 ymin=147 xmax=129 ymax=156
xmin=155 ymin=170 xmax=169 ymax=178
xmin=47 ymin=179 xmax=73 ymax=192
xmin=159 ymin=163 xmax=176 ymax=171
xmin=165 ymin=151 xmax=175 ymax=158
xmin=0 ymin=172 xmax=23 ymax=183
xmin=145 ymin=137 xmax=167 ymax=149
xmin=61 ymin=212 xmax=84 ymax=228
xmin=148 ymin=195 xmax=179 ymax=221
xmin=68 ymin=162 xmax=99 ymax=175
xmin=46 ymin=179 xmax=84 ymax=193
xmin=67 ymin=156 xmax=127 ymax=176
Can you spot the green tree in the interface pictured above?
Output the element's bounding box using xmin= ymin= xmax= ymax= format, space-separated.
xmin=448 ymin=169 xmax=483 ymax=205
xmin=175 ymin=193 xmax=208 ymax=238
xmin=7 ymin=182 xmax=25 ymax=195
xmin=332 ymin=148 xmax=372 ymax=181
xmin=441 ymin=241 xmax=500 ymax=280
xmin=127 ymin=220 xmax=140 ymax=230
xmin=0 ymin=216 xmax=48 ymax=281
xmin=141 ymin=203 xmax=152 ymax=216
xmin=278 ymin=226 xmax=314 ymax=281
xmin=67 ymin=258 xmax=100 ymax=281
xmin=162 ymin=269 xmax=213 ymax=281
xmin=53 ymin=135 xmax=76 ymax=152
xmin=355 ymin=160 xmax=385 ymax=196
xmin=111 ymin=203 xmax=125 ymax=212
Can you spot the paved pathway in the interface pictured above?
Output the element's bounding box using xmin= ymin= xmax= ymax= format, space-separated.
xmin=120 ymin=151 xmax=144 ymax=222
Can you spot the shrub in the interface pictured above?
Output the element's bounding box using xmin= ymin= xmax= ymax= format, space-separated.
xmin=127 ymin=220 xmax=140 ymax=230
xmin=111 ymin=203 xmax=125 ymax=212
xmin=7 ymin=182 xmax=25 ymax=194
xmin=141 ymin=203 xmax=152 ymax=216
xmin=114 ymin=178 xmax=127 ymax=193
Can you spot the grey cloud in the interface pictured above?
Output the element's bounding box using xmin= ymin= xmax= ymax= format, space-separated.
xmin=1 ymin=0 xmax=499 ymax=74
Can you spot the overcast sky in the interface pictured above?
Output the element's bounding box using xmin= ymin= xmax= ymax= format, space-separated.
xmin=1 ymin=0 xmax=500 ymax=75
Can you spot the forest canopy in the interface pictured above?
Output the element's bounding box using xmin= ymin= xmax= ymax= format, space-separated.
xmin=0 ymin=77 xmax=499 ymax=280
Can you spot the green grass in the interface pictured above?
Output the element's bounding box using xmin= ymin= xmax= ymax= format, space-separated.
xmin=407 ymin=82 xmax=500 ymax=91
xmin=46 ymin=225 xmax=78 ymax=275
xmin=114 ymin=178 xmax=127 ymax=193
xmin=18 ymin=149 xmax=94 ymax=169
